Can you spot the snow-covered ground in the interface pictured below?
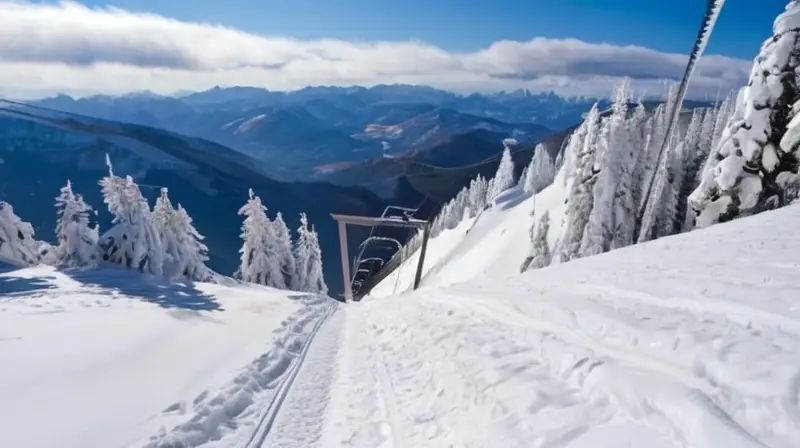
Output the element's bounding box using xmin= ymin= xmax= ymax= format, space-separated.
xmin=336 ymin=197 xmax=800 ymax=447
xmin=0 ymin=263 xmax=335 ymax=448
xmin=4 ymin=179 xmax=800 ymax=448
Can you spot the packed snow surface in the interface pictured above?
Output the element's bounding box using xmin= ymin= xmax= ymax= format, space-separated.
xmin=340 ymin=202 xmax=800 ymax=447
xmin=0 ymin=264 xmax=336 ymax=448
xmin=4 ymin=194 xmax=800 ymax=448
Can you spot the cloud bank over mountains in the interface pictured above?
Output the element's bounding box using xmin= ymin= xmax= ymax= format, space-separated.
xmin=0 ymin=1 xmax=752 ymax=99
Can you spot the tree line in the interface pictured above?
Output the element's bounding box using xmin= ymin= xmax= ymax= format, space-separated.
xmin=0 ymin=155 xmax=327 ymax=294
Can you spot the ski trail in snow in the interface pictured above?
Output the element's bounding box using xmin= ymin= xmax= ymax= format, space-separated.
xmin=320 ymin=305 xmax=409 ymax=448
xmin=139 ymin=294 xmax=336 ymax=448
xmin=244 ymin=303 xmax=336 ymax=448
xmin=330 ymin=299 xmax=621 ymax=448
xmin=366 ymin=313 xmax=406 ymax=448
xmin=426 ymin=294 xmax=765 ymax=448
xmin=576 ymin=283 xmax=800 ymax=336
xmin=427 ymin=287 xmax=800 ymax=448
xmin=260 ymin=306 xmax=343 ymax=448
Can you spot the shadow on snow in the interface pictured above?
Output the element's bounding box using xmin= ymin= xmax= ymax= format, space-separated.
xmin=0 ymin=262 xmax=223 ymax=312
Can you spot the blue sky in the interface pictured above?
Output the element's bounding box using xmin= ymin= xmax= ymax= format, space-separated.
xmin=70 ymin=0 xmax=784 ymax=59
xmin=0 ymin=0 xmax=783 ymax=98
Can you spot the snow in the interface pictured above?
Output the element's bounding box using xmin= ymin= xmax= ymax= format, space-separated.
xmin=333 ymin=203 xmax=800 ymax=448
xmin=0 ymin=263 xmax=322 ymax=448
xmin=370 ymin=175 xmax=568 ymax=297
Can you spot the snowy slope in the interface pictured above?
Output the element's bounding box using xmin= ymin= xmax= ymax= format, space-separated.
xmin=327 ymin=203 xmax=800 ymax=448
xmin=369 ymin=168 xmax=568 ymax=297
xmin=0 ymin=263 xmax=334 ymax=448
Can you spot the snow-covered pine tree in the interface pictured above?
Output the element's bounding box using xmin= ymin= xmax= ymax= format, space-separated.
xmin=55 ymin=180 xmax=99 ymax=267
xmin=237 ymin=189 xmax=283 ymax=287
xmin=153 ymin=189 xmax=212 ymax=281
xmin=710 ymin=93 xmax=734 ymax=152
xmin=631 ymin=112 xmax=658 ymax=211
xmin=581 ymin=80 xmax=634 ymax=256
xmin=556 ymin=103 xmax=601 ymax=263
xmin=0 ymin=201 xmax=42 ymax=266
xmin=152 ymin=188 xmax=178 ymax=267
xmin=526 ymin=211 xmax=552 ymax=271
xmin=292 ymin=212 xmax=312 ymax=291
xmin=677 ymin=108 xmax=714 ymax=231
xmin=468 ymin=175 xmax=489 ymax=214
xmin=691 ymin=2 xmax=800 ymax=225
xmin=172 ymin=204 xmax=212 ymax=281
xmin=272 ymin=212 xmax=296 ymax=288
xmin=489 ymin=142 xmax=515 ymax=199
xmin=99 ymin=156 xmax=164 ymax=275
xmin=612 ymin=101 xmax=649 ymax=249
xmin=523 ymin=143 xmax=556 ymax=195
xmin=305 ymin=225 xmax=328 ymax=295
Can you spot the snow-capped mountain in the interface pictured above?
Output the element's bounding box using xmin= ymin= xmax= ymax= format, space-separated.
xmin=22 ymin=85 xmax=597 ymax=180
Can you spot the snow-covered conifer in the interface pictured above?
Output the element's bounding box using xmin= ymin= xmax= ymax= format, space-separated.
xmin=581 ymin=80 xmax=635 ymax=256
xmin=526 ymin=211 xmax=552 ymax=270
xmin=468 ymin=175 xmax=489 ymax=214
xmin=272 ymin=212 xmax=296 ymax=288
xmin=524 ymin=144 xmax=555 ymax=195
xmin=99 ymin=156 xmax=163 ymax=275
xmin=305 ymin=225 xmax=328 ymax=295
xmin=556 ymin=103 xmax=601 ymax=262
xmin=237 ymin=189 xmax=283 ymax=287
xmin=172 ymin=204 xmax=212 ymax=281
xmin=153 ymin=189 xmax=211 ymax=281
xmin=292 ymin=213 xmax=312 ymax=291
xmin=691 ymin=2 xmax=800 ymax=225
xmin=489 ymin=143 xmax=515 ymax=199
xmin=0 ymin=201 xmax=42 ymax=266
xmin=55 ymin=180 xmax=99 ymax=267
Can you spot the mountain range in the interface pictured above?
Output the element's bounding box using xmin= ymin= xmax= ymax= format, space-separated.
xmin=26 ymin=85 xmax=593 ymax=183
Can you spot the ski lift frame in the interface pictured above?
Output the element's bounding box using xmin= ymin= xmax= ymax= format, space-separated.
xmin=331 ymin=213 xmax=431 ymax=302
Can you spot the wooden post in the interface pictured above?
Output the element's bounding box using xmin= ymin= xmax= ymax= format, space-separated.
xmin=338 ymin=221 xmax=353 ymax=302
xmin=413 ymin=222 xmax=431 ymax=290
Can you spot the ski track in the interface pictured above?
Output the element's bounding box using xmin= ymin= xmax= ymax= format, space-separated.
xmin=338 ymin=299 xmax=618 ymax=448
xmin=430 ymin=283 xmax=800 ymax=448
xmin=139 ymin=294 xmax=336 ymax=448
xmin=319 ymin=305 xmax=399 ymax=448
xmin=258 ymin=305 xmax=343 ymax=448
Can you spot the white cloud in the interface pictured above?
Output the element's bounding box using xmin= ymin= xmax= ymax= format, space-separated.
xmin=0 ymin=0 xmax=753 ymax=99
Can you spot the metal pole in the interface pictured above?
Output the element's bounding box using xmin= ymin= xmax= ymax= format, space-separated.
xmin=338 ymin=221 xmax=353 ymax=302
xmin=413 ymin=222 xmax=431 ymax=290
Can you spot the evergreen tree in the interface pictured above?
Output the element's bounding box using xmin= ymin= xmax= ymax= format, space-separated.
xmin=525 ymin=211 xmax=552 ymax=271
xmin=613 ymin=101 xmax=649 ymax=249
xmin=489 ymin=143 xmax=515 ymax=199
xmin=153 ymin=188 xmax=211 ymax=281
xmin=99 ymin=156 xmax=164 ymax=275
xmin=55 ymin=180 xmax=99 ymax=267
xmin=272 ymin=212 xmax=296 ymax=288
xmin=556 ymin=103 xmax=601 ymax=263
xmin=691 ymin=2 xmax=800 ymax=225
xmin=0 ymin=201 xmax=41 ymax=267
xmin=468 ymin=175 xmax=489 ymax=214
xmin=523 ymin=143 xmax=556 ymax=195
xmin=305 ymin=225 xmax=328 ymax=295
xmin=581 ymin=80 xmax=634 ymax=256
xmin=172 ymin=204 xmax=212 ymax=281
xmin=152 ymin=188 xmax=178 ymax=268
xmin=237 ymin=189 xmax=283 ymax=287
xmin=292 ymin=213 xmax=312 ymax=291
